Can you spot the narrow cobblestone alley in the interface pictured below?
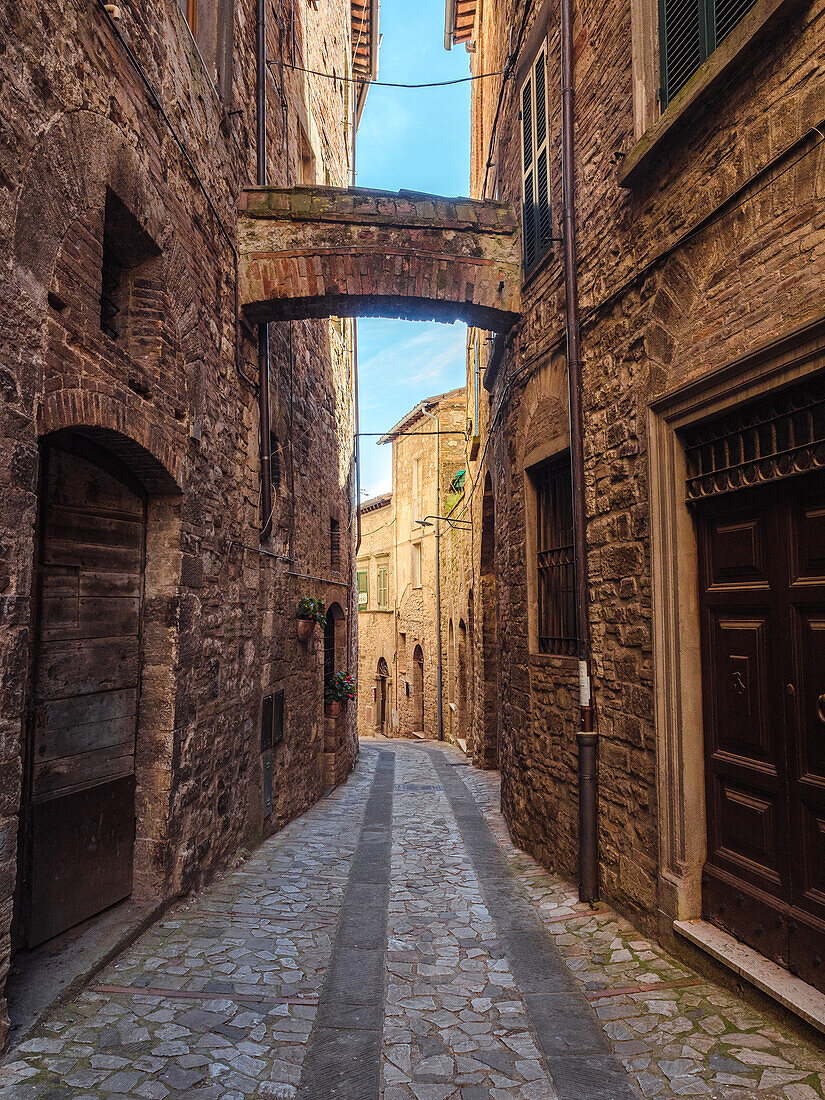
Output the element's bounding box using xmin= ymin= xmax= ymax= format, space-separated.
xmin=1 ymin=743 xmax=823 ymax=1100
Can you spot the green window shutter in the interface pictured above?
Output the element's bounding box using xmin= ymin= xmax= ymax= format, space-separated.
xmin=520 ymin=46 xmax=552 ymax=275
xmin=714 ymin=0 xmax=758 ymax=44
xmin=659 ymin=0 xmax=757 ymax=107
xmin=377 ymin=565 xmax=388 ymax=609
xmin=357 ymin=570 xmax=368 ymax=609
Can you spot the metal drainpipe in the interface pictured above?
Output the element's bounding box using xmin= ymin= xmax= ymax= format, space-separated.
xmin=420 ymin=406 xmax=444 ymax=742
xmin=257 ymin=0 xmax=273 ymax=541
xmin=561 ymin=0 xmax=598 ymax=902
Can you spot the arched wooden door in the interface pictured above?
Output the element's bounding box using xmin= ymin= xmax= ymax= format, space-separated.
xmin=377 ymin=657 xmax=389 ymax=734
xmin=24 ymin=439 xmax=144 ymax=946
xmin=413 ymin=645 xmax=424 ymax=733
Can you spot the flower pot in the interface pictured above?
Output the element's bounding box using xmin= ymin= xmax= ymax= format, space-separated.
xmin=297 ymin=618 xmax=315 ymax=643
xmin=325 ymin=700 xmax=341 ymax=718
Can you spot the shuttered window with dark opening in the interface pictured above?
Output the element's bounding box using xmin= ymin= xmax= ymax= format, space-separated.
xmin=520 ymin=44 xmax=552 ymax=276
xmin=659 ymin=0 xmax=758 ymax=107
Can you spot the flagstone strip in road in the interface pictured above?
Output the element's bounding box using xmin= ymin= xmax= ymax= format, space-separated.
xmin=383 ymin=744 xmax=561 ymax=1099
xmin=426 ymin=747 xmax=640 ymax=1100
xmin=296 ymin=749 xmax=395 ymax=1100
xmin=0 ymin=749 xmax=380 ymax=1100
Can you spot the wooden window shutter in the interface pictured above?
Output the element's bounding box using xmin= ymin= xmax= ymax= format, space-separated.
xmin=659 ymin=0 xmax=757 ymax=107
xmin=520 ymin=46 xmax=552 ymax=275
xmin=713 ymin=0 xmax=759 ymax=44
xmin=357 ymin=570 xmax=369 ymax=608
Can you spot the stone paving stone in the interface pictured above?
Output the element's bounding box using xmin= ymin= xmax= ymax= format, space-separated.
xmin=459 ymin=753 xmax=825 ymax=1100
xmin=0 ymin=752 xmax=379 ymax=1099
xmin=2 ymin=742 xmax=823 ymax=1099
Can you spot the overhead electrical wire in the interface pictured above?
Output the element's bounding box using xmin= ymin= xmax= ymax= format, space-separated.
xmin=268 ymin=59 xmax=505 ymax=88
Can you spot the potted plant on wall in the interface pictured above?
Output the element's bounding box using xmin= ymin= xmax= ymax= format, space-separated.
xmin=324 ymin=670 xmax=356 ymax=717
xmin=296 ymin=596 xmax=326 ymax=643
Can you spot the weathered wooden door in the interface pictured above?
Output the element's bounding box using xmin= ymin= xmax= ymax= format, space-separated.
xmin=25 ymin=441 xmax=144 ymax=947
xmin=698 ymin=471 xmax=825 ymax=992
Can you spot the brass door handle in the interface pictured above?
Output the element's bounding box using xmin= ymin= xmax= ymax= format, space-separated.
xmin=818 ymin=694 xmax=825 ymax=725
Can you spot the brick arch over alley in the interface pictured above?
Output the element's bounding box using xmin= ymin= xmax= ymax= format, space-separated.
xmin=238 ymin=186 xmax=522 ymax=332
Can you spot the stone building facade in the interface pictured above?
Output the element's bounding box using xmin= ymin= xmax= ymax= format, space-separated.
xmin=0 ymin=0 xmax=372 ymax=1041
xmin=446 ymin=0 xmax=825 ymax=1010
xmin=357 ymin=389 xmax=467 ymax=741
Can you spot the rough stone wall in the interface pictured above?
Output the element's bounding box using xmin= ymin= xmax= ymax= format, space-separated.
xmin=0 ymin=0 xmax=357 ymax=1043
xmin=465 ymin=0 xmax=825 ymax=936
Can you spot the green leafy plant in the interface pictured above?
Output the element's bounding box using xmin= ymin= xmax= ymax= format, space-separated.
xmin=324 ymin=670 xmax=357 ymax=703
xmin=296 ymin=596 xmax=327 ymax=625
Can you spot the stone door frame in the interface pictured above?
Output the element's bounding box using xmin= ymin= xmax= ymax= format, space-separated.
xmin=647 ymin=312 xmax=825 ymax=932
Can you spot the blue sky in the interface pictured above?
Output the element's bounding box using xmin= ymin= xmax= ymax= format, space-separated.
xmin=355 ymin=0 xmax=472 ymax=498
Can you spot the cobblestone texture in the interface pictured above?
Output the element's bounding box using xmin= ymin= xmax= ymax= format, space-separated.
xmin=1 ymin=743 xmax=823 ymax=1099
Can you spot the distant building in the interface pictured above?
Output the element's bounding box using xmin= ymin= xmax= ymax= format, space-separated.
xmin=357 ymin=389 xmax=467 ymax=741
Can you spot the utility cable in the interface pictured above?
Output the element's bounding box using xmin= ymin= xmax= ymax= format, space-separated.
xmin=268 ymin=59 xmax=505 ymax=88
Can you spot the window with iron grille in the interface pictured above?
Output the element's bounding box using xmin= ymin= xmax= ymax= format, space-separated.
xmin=659 ymin=0 xmax=758 ymax=107
xmin=535 ymin=452 xmax=577 ymax=655
xmin=520 ymin=44 xmax=552 ymax=276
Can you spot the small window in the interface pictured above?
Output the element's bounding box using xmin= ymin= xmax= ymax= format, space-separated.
xmin=520 ymin=44 xmax=552 ymax=275
xmin=99 ymin=190 xmax=159 ymax=341
xmin=261 ymin=690 xmax=284 ymax=751
xmin=357 ymin=569 xmax=369 ymax=609
xmin=411 ymin=541 xmax=422 ymax=588
xmin=178 ymin=0 xmax=234 ymax=100
xmin=534 ymin=452 xmax=577 ymax=655
xmin=330 ymin=517 xmax=341 ymax=573
xmin=377 ymin=563 xmax=389 ymax=609
xmin=659 ymin=0 xmax=758 ymax=106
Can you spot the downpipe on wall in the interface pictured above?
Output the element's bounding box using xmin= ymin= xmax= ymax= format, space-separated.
xmin=257 ymin=0 xmax=273 ymax=541
xmin=561 ymin=0 xmax=598 ymax=902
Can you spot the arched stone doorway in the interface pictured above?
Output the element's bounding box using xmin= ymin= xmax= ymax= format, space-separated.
xmin=18 ymin=428 xmax=181 ymax=948
xmin=376 ymin=657 xmax=390 ymax=735
xmin=478 ymin=474 xmax=499 ymax=768
xmin=412 ymin=644 xmax=424 ymax=735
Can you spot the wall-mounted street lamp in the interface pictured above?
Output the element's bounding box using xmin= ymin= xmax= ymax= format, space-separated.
xmin=415 ymin=513 xmax=472 ymax=742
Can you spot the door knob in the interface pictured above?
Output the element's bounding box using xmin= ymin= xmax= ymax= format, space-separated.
xmin=817 ymin=693 xmax=825 ymax=725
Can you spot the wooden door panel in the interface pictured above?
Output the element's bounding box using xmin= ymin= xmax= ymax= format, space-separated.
xmin=33 ymin=746 xmax=135 ymax=800
xmin=706 ymin=615 xmax=775 ymax=766
xmin=790 ymin=913 xmax=825 ymax=994
xmin=25 ymin=444 xmax=144 ymax=947
xmin=28 ymin=775 xmax=136 ymax=947
xmin=791 ymin=499 xmax=825 ymax=583
xmin=794 ymin=612 xmax=825 ymax=785
xmin=33 ymin=637 xmax=140 ymax=699
xmin=705 ymin=516 xmax=769 ymax=588
xmin=711 ymin=777 xmax=782 ymax=881
xmin=699 ymin=488 xmax=792 ymax=970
